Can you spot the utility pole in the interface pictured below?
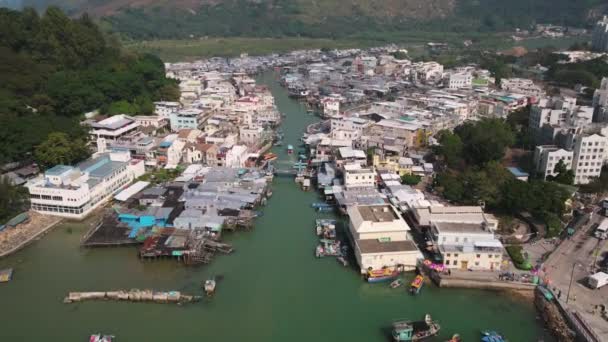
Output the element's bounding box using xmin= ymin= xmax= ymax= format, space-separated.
xmin=566 ymin=262 xmax=579 ymax=304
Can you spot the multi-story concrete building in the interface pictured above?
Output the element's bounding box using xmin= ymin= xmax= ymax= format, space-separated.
xmin=347 ymin=204 xmax=422 ymax=273
xmin=154 ymin=101 xmax=181 ymax=117
xmin=592 ymin=16 xmax=608 ymax=52
xmin=533 ymin=145 xmax=574 ymax=179
xmin=430 ymin=221 xmax=504 ymax=271
xmin=500 ymin=78 xmax=544 ymax=98
xmin=89 ymin=115 xmax=140 ymax=144
xmin=169 ymin=109 xmax=205 ymax=131
xmin=27 ymin=152 xmax=145 ymax=219
xmin=343 ymin=166 xmax=376 ymax=190
xmin=572 ymin=133 xmax=607 ymax=184
xmin=444 ymin=72 xmax=472 ymax=89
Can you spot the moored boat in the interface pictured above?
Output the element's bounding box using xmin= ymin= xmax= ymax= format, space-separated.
xmin=446 ymin=334 xmax=461 ymax=342
xmin=263 ymin=153 xmax=278 ymax=161
xmin=390 ymin=279 xmax=404 ymax=288
xmin=409 ymin=275 xmax=424 ymax=295
xmin=481 ymin=331 xmax=506 ymax=342
xmin=204 ymin=279 xmax=216 ymax=296
xmin=89 ymin=334 xmax=114 ymax=342
xmin=392 ymin=314 xmax=440 ymax=341
xmin=287 ymin=144 xmax=294 ymax=154
xmin=366 ymin=268 xmax=399 ymax=283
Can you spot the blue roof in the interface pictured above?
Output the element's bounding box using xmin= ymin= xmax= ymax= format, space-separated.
xmin=507 ymin=167 xmax=529 ymax=177
xmin=45 ymin=165 xmax=72 ymax=176
xmin=160 ymin=141 xmax=172 ymax=148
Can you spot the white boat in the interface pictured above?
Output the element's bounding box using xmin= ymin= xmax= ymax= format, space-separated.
xmin=89 ymin=334 xmax=114 ymax=342
xmin=204 ymin=279 xmax=216 ymax=296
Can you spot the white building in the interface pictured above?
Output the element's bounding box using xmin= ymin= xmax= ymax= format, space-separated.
xmin=572 ymin=133 xmax=607 ymax=184
xmin=322 ymin=97 xmax=341 ymax=118
xmin=500 ymin=78 xmax=544 ymax=98
xmin=592 ymin=16 xmax=608 ymax=52
xmin=239 ymin=126 xmax=264 ymax=146
xmin=89 ymin=115 xmax=140 ymax=143
xmin=27 ymin=152 xmax=145 ymax=219
xmin=444 ymin=72 xmax=472 ymax=89
xmin=134 ymin=115 xmax=168 ymax=129
xmin=170 ymin=109 xmax=205 ymax=131
xmin=347 ymin=204 xmax=422 ymax=273
xmin=533 ymin=145 xmax=574 ymax=179
xmin=430 ymin=222 xmax=504 ymax=271
xmin=343 ymin=166 xmax=376 ymax=190
xmin=593 ymin=77 xmax=608 ymax=108
xmin=154 ymin=101 xmax=181 ymax=117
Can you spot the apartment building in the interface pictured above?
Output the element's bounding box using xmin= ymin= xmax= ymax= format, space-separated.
xmin=533 ymin=145 xmax=574 ymax=179
xmin=500 ymin=78 xmax=544 ymax=98
xmin=27 ymin=152 xmax=144 ymax=219
xmin=444 ymin=72 xmax=472 ymax=89
xmin=572 ymin=134 xmax=607 ymax=184
xmin=592 ymin=16 xmax=608 ymax=52
xmin=89 ymin=115 xmax=140 ymax=144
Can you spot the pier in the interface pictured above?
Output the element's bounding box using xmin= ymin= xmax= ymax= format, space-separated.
xmin=64 ymin=289 xmax=202 ymax=305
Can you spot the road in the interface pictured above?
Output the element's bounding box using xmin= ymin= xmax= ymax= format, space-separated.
xmin=544 ymin=209 xmax=608 ymax=341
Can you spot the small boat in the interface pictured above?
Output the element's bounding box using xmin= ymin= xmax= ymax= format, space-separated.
xmin=0 ymin=268 xmax=13 ymax=283
xmin=316 ymin=239 xmax=341 ymax=257
xmin=446 ymin=334 xmax=461 ymax=342
xmin=204 ymin=279 xmax=216 ymax=296
xmin=366 ymin=268 xmax=400 ymax=283
xmin=287 ymin=144 xmax=294 ymax=154
xmin=89 ymin=334 xmax=114 ymax=342
xmin=390 ymin=279 xmax=404 ymax=288
xmin=409 ymin=275 xmax=424 ymax=295
xmin=263 ymin=153 xmax=278 ymax=161
xmin=337 ymin=256 xmax=348 ymax=267
xmin=392 ymin=314 xmax=441 ymax=341
xmin=481 ymin=331 xmax=506 ymax=342
xmin=315 ymin=219 xmax=337 ymax=239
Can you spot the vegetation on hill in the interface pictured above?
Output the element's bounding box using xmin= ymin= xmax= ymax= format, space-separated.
xmin=20 ymin=0 xmax=605 ymax=40
xmin=433 ymin=117 xmax=570 ymax=238
xmin=0 ymin=7 xmax=179 ymax=164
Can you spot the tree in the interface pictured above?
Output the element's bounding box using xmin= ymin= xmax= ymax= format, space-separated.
xmin=34 ymin=132 xmax=90 ymax=169
xmin=0 ymin=176 xmax=27 ymax=222
xmin=547 ymin=159 xmax=574 ymax=185
xmin=435 ymin=130 xmax=464 ymax=169
xmin=401 ymin=174 xmax=422 ymax=185
xmin=454 ymin=118 xmax=515 ymax=166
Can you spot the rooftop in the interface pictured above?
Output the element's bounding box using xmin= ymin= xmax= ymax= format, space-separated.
xmin=357 ymin=239 xmax=418 ymax=254
xmin=45 ymin=165 xmax=73 ymax=176
xmin=358 ymin=205 xmax=399 ymax=222
xmin=433 ymin=222 xmax=490 ymax=234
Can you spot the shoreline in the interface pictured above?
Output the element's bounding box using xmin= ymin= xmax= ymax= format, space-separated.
xmin=0 ymin=212 xmax=63 ymax=258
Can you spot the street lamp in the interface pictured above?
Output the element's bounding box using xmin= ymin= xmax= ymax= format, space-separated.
xmin=566 ymin=262 xmax=583 ymax=304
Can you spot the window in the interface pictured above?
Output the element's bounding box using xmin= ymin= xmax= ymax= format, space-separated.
xmin=446 ymin=253 xmax=451 ymax=257
xmin=476 ymin=254 xmax=481 ymax=258
xmin=495 ymin=254 xmax=501 ymax=258
xmin=454 ymin=254 xmax=459 ymax=258
xmin=488 ymin=254 xmax=493 ymax=258
xmin=444 ymin=260 xmax=450 ymax=265
xmin=453 ymin=260 xmax=458 ymax=266
xmin=475 ymin=262 xmax=480 ymax=266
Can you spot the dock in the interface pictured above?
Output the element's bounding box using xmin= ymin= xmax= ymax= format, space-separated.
xmin=64 ymin=289 xmax=201 ymax=304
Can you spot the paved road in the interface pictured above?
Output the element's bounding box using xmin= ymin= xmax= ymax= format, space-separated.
xmin=544 ymin=209 xmax=608 ymax=341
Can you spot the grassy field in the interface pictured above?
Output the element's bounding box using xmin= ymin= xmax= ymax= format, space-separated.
xmin=126 ymin=34 xmax=590 ymax=62
xmin=126 ymin=37 xmax=381 ymax=62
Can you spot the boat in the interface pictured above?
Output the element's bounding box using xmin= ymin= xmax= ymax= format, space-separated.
xmin=204 ymin=278 xmax=216 ymax=296
xmin=481 ymin=331 xmax=506 ymax=342
xmin=89 ymin=334 xmax=114 ymax=342
xmin=392 ymin=314 xmax=441 ymax=341
xmin=337 ymin=256 xmax=348 ymax=267
xmin=316 ymin=239 xmax=341 ymax=257
xmin=390 ymin=279 xmax=404 ymax=288
xmin=287 ymin=144 xmax=294 ymax=154
xmin=0 ymin=268 xmax=13 ymax=283
xmin=409 ymin=275 xmax=424 ymax=295
xmin=446 ymin=334 xmax=461 ymax=342
xmin=263 ymin=153 xmax=278 ymax=161
xmin=366 ymin=268 xmax=400 ymax=283
xmin=315 ymin=219 xmax=337 ymax=239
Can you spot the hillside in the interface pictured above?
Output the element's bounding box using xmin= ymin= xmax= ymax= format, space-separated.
xmin=19 ymin=0 xmax=607 ymax=39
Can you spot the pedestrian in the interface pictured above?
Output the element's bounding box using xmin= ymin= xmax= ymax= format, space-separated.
xmin=557 ymin=290 xmax=562 ymax=299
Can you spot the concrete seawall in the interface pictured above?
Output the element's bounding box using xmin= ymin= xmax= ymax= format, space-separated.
xmin=437 ymin=277 xmax=536 ymax=291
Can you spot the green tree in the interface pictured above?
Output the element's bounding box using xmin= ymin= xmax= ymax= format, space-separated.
xmin=454 ymin=118 xmax=515 ymax=166
xmin=401 ymin=174 xmax=422 ymax=186
xmin=34 ymin=132 xmax=90 ymax=169
xmin=0 ymin=176 xmax=28 ymax=223
xmin=435 ymin=130 xmax=464 ymax=169
xmin=547 ymin=159 xmax=574 ymax=185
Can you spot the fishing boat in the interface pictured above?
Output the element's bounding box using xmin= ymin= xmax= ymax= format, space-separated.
xmin=315 ymin=219 xmax=337 ymax=239
xmin=89 ymin=334 xmax=114 ymax=342
xmin=390 ymin=279 xmax=404 ymax=288
xmin=337 ymin=256 xmax=348 ymax=267
xmin=392 ymin=314 xmax=441 ymax=341
xmin=204 ymin=279 xmax=216 ymax=296
xmin=481 ymin=331 xmax=506 ymax=342
xmin=315 ymin=239 xmax=341 ymax=257
xmin=263 ymin=153 xmax=278 ymax=162
xmin=287 ymin=144 xmax=294 ymax=154
xmin=366 ymin=268 xmax=400 ymax=283
xmin=409 ymin=275 xmax=424 ymax=295
xmin=0 ymin=268 xmax=13 ymax=283
xmin=446 ymin=334 xmax=461 ymax=342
